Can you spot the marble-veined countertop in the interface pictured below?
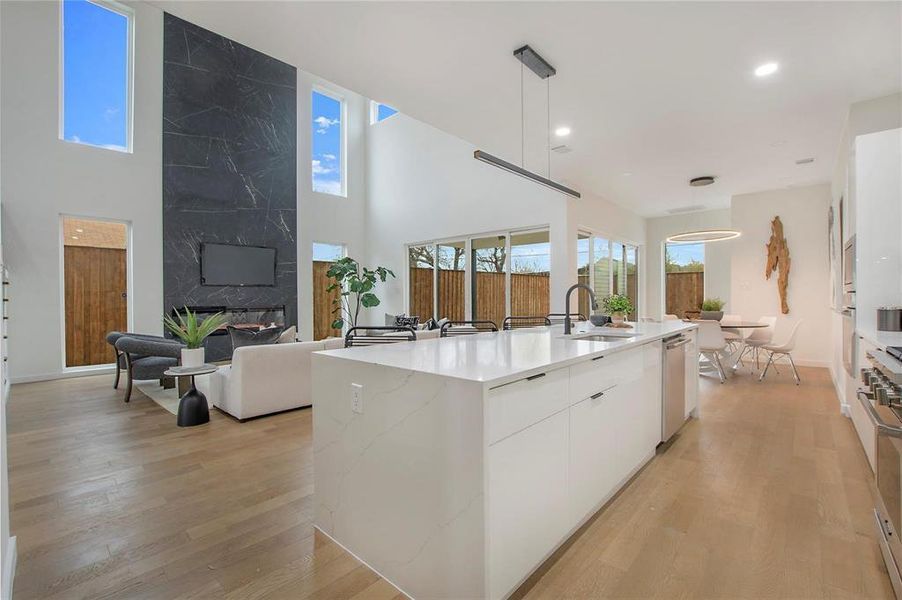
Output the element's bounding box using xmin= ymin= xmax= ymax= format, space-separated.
xmin=315 ymin=320 xmax=697 ymax=386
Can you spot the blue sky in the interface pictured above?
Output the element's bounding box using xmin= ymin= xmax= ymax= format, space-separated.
xmin=666 ymin=242 xmax=705 ymax=265
xmin=376 ymin=104 xmax=398 ymax=122
xmin=312 ymin=242 xmax=344 ymax=262
xmin=63 ymin=0 xmax=128 ymax=151
xmin=312 ymin=91 xmax=342 ymax=195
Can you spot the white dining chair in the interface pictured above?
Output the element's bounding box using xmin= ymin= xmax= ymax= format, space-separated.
xmin=721 ymin=313 xmax=743 ymax=352
xmin=732 ymin=316 xmax=777 ymax=370
xmin=697 ymin=320 xmax=728 ymax=383
xmin=759 ymin=320 xmax=803 ymax=384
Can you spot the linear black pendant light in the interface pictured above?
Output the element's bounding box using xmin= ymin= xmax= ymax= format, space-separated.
xmin=473 ymin=45 xmax=581 ymax=199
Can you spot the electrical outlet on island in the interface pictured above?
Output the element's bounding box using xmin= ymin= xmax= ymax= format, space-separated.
xmin=350 ymin=383 xmax=364 ymax=414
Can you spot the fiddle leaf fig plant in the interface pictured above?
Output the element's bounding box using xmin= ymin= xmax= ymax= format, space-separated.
xmin=326 ymin=257 xmax=396 ymax=330
xmin=602 ymin=294 xmax=634 ymax=316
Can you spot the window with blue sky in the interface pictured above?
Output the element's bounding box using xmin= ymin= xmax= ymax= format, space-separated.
xmin=312 ymin=90 xmax=344 ymax=196
xmin=371 ymin=101 xmax=398 ymax=124
xmin=665 ymin=242 xmax=705 ymax=271
xmin=62 ymin=0 xmax=130 ymax=152
xmin=312 ymin=242 xmax=345 ymax=262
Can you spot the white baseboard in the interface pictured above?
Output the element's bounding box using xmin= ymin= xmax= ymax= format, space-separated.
xmin=3 ymin=536 xmax=17 ymax=600
xmin=10 ymin=365 xmax=115 ymax=385
xmin=793 ymin=359 xmax=830 ymax=368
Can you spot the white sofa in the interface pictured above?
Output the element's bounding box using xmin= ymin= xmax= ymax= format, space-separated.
xmin=202 ymin=338 xmax=344 ymax=420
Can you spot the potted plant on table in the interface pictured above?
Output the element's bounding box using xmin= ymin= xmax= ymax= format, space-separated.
xmin=163 ymin=306 xmax=228 ymax=368
xmin=602 ymin=294 xmax=634 ymax=326
xmin=325 ymin=257 xmax=396 ymax=330
xmin=700 ymin=298 xmax=726 ymax=321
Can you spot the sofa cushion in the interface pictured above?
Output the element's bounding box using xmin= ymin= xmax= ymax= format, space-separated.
xmin=394 ymin=315 xmax=419 ymax=328
xmin=227 ymin=326 xmax=284 ymax=351
xmin=277 ymin=326 xmax=298 ymax=344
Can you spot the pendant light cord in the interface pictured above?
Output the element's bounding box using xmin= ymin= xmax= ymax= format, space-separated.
xmin=546 ymin=77 xmax=551 ymax=178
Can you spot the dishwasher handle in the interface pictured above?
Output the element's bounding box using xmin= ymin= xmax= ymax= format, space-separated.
xmin=665 ymin=337 xmax=690 ymax=350
xmin=858 ymin=390 xmax=902 ymax=438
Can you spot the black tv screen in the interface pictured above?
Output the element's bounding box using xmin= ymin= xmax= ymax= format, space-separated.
xmin=201 ymin=243 xmax=276 ymax=286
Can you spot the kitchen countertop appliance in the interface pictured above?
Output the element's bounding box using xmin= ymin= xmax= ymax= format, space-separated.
xmin=662 ymin=333 xmax=690 ymax=443
xmin=859 ymin=346 xmax=902 ymax=598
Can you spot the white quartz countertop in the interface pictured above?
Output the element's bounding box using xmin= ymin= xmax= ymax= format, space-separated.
xmin=315 ymin=321 xmax=696 ymax=386
xmin=859 ymin=327 xmax=902 ymax=349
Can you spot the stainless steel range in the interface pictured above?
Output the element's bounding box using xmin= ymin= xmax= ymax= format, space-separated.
xmin=859 ymin=346 xmax=902 ymax=598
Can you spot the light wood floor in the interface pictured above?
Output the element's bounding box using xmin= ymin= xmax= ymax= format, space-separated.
xmin=7 ymin=366 xmax=893 ymax=599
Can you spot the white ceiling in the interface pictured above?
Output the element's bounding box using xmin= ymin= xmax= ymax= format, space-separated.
xmin=161 ymin=1 xmax=902 ymax=217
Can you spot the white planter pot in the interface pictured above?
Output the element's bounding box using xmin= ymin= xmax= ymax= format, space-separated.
xmin=610 ymin=313 xmax=626 ymax=325
xmin=181 ymin=347 xmax=205 ymax=368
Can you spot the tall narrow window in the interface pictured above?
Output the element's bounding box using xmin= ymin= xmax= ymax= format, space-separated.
xmin=624 ymin=244 xmax=639 ymax=320
xmin=510 ymin=231 xmax=550 ymax=317
xmin=312 ymin=90 xmax=344 ymax=196
xmin=61 ymin=0 xmax=132 ymax=152
xmin=665 ymin=242 xmax=704 ymax=319
xmin=472 ymin=236 xmax=507 ymax=329
xmin=593 ymin=237 xmax=611 ymax=301
xmin=408 ymin=245 xmax=435 ymax=321
xmin=437 ymin=242 xmax=466 ymax=321
xmin=577 ymin=232 xmax=591 ymax=317
xmin=312 ymin=242 xmax=346 ymax=340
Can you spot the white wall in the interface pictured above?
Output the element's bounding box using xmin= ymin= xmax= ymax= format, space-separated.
xmin=730 ymin=184 xmax=832 ymax=366
xmin=1 ymin=0 xmax=164 ymax=382
xmin=365 ymin=114 xmax=569 ymax=321
xmin=645 ymin=209 xmax=733 ymax=320
xmin=0 ymin=1 xmax=371 ymax=377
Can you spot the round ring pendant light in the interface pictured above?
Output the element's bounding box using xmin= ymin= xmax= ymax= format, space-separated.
xmin=666 ymin=229 xmax=742 ymax=243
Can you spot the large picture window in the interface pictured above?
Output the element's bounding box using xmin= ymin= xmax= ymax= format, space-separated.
xmin=576 ymin=232 xmax=641 ymax=320
xmin=312 ymin=89 xmax=345 ymax=196
xmin=406 ymin=228 xmax=550 ymax=328
xmin=61 ymin=0 xmax=132 ymax=152
xmin=664 ymin=242 xmax=704 ymax=319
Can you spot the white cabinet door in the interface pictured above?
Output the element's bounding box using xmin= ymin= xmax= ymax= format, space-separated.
xmin=684 ymin=331 xmax=699 ymax=417
xmin=488 ymin=409 xmax=569 ymax=600
xmin=568 ymin=385 xmax=620 ymax=527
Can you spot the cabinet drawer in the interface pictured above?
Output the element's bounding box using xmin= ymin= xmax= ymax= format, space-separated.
xmin=569 ymin=346 xmax=642 ymax=404
xmin=487 ymin=367 xmax=569 ymax=445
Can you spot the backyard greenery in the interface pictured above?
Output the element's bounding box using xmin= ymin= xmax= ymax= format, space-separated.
xmin=602 ymin=294 xmax=634 ymax=316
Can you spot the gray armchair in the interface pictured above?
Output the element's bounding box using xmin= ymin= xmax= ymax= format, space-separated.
xmin=114 ymin=335 xmax=185 ymax=402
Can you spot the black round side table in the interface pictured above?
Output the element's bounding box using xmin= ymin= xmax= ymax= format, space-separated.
xmin=164 ymin=364 xmax=217 ymax=427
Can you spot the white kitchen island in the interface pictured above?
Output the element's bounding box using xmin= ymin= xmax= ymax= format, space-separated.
xmin=312 ymin=321 xmax=698 ymax=599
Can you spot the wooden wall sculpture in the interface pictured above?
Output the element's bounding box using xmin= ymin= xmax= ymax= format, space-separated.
xmin=765 ymin=216 xmax=791 ymax=314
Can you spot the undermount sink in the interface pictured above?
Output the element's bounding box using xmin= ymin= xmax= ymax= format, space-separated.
xmin=570 ymin=334 xmax=636 ymax=343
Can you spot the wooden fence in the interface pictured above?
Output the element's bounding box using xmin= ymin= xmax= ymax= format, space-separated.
xmin=409 ymin=267 xmax=550 ymax=327
xmin=313 ymin=261 xmax=342 ymax=340
xmin=666 ymin=271 xmax=704 ymax=318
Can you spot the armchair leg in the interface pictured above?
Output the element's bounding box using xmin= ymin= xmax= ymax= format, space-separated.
xmin=123 ymin=353 xmax=134 ymax=403
xmin=113 ymin=350 xmax=122 ymax=389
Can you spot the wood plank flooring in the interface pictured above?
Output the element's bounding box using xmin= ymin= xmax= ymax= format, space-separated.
xmin=7 ymin=366 xmax=893 ymax=599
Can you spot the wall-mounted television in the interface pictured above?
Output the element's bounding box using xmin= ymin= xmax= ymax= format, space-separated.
xmin=200 ymin=243 xmax=277 ymax=286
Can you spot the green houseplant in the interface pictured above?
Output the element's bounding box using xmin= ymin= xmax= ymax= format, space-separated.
xmin=326 ymin=257 xmax=396 ymax=330
xmin=602 ymin=294 xmax=634 ymax=325
xmin=700 ymin=297 xmax=726 ymax=321
xmin=163 ymin=306 xmax=228 ymax=367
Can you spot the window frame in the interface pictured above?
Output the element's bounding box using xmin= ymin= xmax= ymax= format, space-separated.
xmin=405 ymin=225 xmax=551 ymax=322
xmin=577 ymin=229 xmax=642 ymax=319
xmin=59 ymin=0 xmax=135 ymax=153
xmin=311 ymin=86 xmax=347 ymax=198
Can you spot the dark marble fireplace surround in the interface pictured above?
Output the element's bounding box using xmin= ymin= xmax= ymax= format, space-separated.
xmin=162 ymin=14 xmax=298 ymax=361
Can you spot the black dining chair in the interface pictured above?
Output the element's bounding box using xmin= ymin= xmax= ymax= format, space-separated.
xmin=439 ymin=320 xmax=498 ymax=337
xmin=502 ymin=316 xmax=552 ymax=330
xmin=345 ymin=326 xmax=417 ymax=347
xmin=546 ymin=313 xmax=587 ymax=325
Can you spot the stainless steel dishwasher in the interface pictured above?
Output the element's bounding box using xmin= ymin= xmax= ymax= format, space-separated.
xmin=662 ymin=334 xmax=690 ymax=443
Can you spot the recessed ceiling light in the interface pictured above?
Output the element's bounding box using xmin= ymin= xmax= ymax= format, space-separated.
xmin=622 ymin=172 xmax=632 ymax=177
xmin=554 ymin=126 xmax=571 ymax=137
xmin=795 ymin=157 xmax=815 ymax=165
xmin=689 ymin=176 xmax=716 ymax=187
xmin=754 ymin=62 xmax=779 ymax=77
